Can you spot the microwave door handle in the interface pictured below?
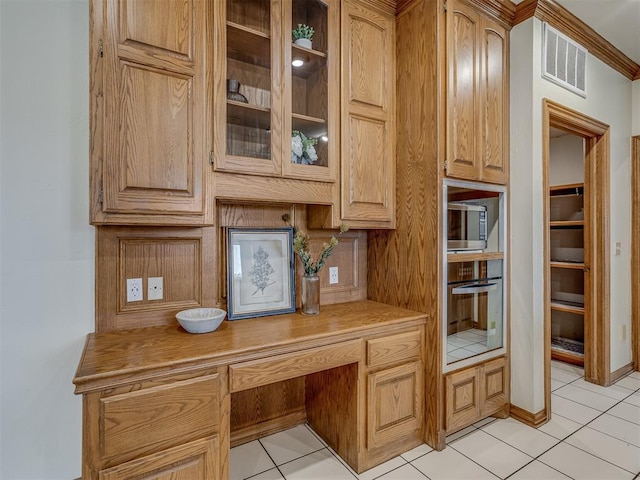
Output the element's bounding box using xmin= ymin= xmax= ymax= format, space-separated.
xmin=451 ymin=282 xmax=498 ymax=295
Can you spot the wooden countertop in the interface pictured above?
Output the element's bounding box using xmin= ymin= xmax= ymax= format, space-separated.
xmin=74 ymin=300 xmax=426 ymax=394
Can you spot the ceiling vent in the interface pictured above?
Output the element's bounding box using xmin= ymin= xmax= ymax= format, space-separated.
xmin=542 ymin=23 xmax=587 ymax=98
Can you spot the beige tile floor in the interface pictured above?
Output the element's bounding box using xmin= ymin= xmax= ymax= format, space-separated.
xmin=230 ymin=361 xmax=640 ymax=480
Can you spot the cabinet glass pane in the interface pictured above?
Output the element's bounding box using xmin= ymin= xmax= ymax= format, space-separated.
xmin=290 ymin=0 xmax=329 ymax=168
xmin=446 ymin=259 xmax=504 ymax=365
xmin=226 ymin=0 xmax=272 ymax=160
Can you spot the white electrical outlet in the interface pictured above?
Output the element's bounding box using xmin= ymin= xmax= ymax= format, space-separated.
xmin=615 ymin=241 xmax=622 ymax=256
xmin=148 ymin=276 xmax=163 ymax=301
xmin=329 ymin=267 xmax=339 ymax=284
xmin=126 ymin=278 xmax=143 ymax=302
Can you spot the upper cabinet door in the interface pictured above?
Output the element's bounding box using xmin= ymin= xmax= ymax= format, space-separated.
xmin=445 ymin=0 xmax=509 ymax=185
xmin=96 ymin=0 xmax=211 ymax=224
xmin=214 ymin=0 xmax=339 ymax=183
xmin=446 ymin=0 xmax=482 ymax=182
xmin=215 ymin=0 xmax=281 ymax=177
xmin=341 ymin=0 xmax=396 ymax=227
xmin=479 ymin=17 xmax=509 ymax=185
xmin=282 ymin=0 xmax=340 ymax=182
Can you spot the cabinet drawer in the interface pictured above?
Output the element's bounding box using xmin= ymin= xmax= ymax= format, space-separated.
xmin=367 ymin=329 xmax=421 ymax=368
xmin=100 ymin=374 xmax=219 ymax=461
xmin=99 ymin=436 xmax=218 ymax=480
xmin=230 ymin=340 xmax=362 ymax=393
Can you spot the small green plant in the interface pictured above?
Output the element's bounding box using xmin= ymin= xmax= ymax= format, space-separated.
xmin=292 ymin=23 xmax=314 ymax=40
xmin=292 ymin=224 xmax=349 ymax=275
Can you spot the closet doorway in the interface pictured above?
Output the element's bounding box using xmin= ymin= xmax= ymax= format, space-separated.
xmin=542 ymin=100 xmax=610 ymax=417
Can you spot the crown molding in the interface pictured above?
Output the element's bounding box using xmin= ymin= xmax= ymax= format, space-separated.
xmin=367 ymin=0 xmax=396 ymax=15
xmin=514 ymin=0 xmax=640 ymax=80
xmin=397 ymin=0 xmax=516 ymax=25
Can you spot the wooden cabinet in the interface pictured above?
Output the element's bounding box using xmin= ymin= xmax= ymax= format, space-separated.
xmin=340 ymin=0 xmax=396 ymax=227
xmin=445 ymin=0 xmax=509 ymax=184
xmin=367 ymin=361 xmax=423 ymax=449
xmin=79 ymin=369 xmax=223 ymax=480
xmin=99 ymin=437 xmax=218 ymax=480
xmin=213 ymin=0 xmax=339 ymax=186
xmin=362 ymin=329 xmax=423 ymax=467
xmin=90 ymin=0 xmax=213 ymax=225
xmin=549 ymin=183 xmax=585 ymax=366
xmin=445 ymin=356 xmax=508 ymax=433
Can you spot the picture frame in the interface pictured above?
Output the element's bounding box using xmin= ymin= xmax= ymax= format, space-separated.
xmin=227 ymin=227 xmax=296 ymax=320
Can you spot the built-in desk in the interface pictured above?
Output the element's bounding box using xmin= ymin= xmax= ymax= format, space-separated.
xmin=74 ymin=301 xmax=427 ymax=480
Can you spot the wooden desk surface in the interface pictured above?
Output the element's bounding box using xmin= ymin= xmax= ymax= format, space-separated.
xmin=74 ymin=300 xmax=426 ymax=393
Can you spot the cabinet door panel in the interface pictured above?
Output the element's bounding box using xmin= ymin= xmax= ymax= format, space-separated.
xmin=480 ymin=357 xmax=508 ymax=416
xmin=342 ymin=115 xmax=393 ymax=222
xmin=480 ymin=19 xmax=509 ymax=184
xmin=99 ymin=436 xmax=218 ymax=480
xmin=341 ymin=0 xmax=395 ymax=227
xmin=446 ymin=2 xmax=480 ymax=181
xmin=346 ymin=12 xmax=388 ymax=109
xmin=445 ymin=366 xmax=480 ymax=433
xmin=367 ymin=362 xmax=423 ymax=449
xmin=101 ymin=0 xmax=208 ymax=220
xmin=121 ymin=0 xmax=193 ymax=58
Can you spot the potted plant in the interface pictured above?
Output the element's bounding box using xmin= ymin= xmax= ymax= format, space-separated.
xmin=285 ymin=217 xmax=348 ymax=315
xmin=292 ymin=23 xmax=314 ymax=49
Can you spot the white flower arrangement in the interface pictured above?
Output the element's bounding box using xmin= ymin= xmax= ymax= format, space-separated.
xmin=291 ymin=130 xmax=318 ymax=165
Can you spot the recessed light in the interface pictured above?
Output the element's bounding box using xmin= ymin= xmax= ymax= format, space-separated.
xmin=292 ymin=59 xmax=304 ymax=67
xmin=321 ymin=135 xmax=329 ymax=142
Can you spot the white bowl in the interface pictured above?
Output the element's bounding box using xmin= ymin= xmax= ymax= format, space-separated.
xmin=176 ymin=308 xmax=226 ymax=334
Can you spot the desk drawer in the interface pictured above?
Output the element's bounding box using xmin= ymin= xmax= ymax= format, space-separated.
xmin=100 ymin=374 xmax=219 ymax=461
xmin=367 ymin=329 xmax=421 ymax=368
xmin=230 ymin=340 xmax=362 ymax=393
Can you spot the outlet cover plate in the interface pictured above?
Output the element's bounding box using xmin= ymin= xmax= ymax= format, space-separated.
xmin=148 ymin=276 xmax=163 ymax=301
xmin=329 ymin=267 xmax=339 ymax=284
xmin=127 ymin=278 xmax=143 ymax=302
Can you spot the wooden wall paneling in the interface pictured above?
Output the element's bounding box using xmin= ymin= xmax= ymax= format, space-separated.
xmin=230 ymin=378 xmax=306 ymax=447
xmin=306 ymin=364 xmax=359 ymax=469
xmin=633 ymin=136 xmax=640 ymax=371
xmin=367 ymin=0 xmax=444 ymax=449
xmin=514 ymin=0 xmax=640 ymax=81
xmin=95 ymin=226 xmax=216 ymax=332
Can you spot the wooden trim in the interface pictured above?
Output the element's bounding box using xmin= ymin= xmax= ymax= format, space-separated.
xmin=632 ymin=136 xmax=640 ymax=372
xmin=609 ymin=363 xmax=635 ymax=384
xmin=514 ymin=0 xmax=640 ymax=81
xmin=509 ymin=404 xmax=548 ymax=428
xmin=542 ymin=99 xmax=610 ymax=405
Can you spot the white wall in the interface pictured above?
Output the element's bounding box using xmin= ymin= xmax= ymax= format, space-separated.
xmin=0 ymin=1 xmax=93 ymax=478
xmin=549 ymin=134 xmax=584 ymax=185
xmin=510 ymin=17 xmax=633 ymax=413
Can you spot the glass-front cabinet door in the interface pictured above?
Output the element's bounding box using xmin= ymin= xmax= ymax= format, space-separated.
xmin=215 ymin=0 xmax=338 ymax=182
xmin=283 ymin=0 xmax=338 ymax=181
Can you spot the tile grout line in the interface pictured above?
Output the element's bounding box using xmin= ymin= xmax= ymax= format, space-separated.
xmin=536 ymin=373 xmax=640 ymax=477
xmin=254 ymin=438 xmax=288 ymax=480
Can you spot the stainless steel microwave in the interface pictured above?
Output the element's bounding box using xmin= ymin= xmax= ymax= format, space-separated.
xmin=447 ymin=202 xmax=487 ymax=251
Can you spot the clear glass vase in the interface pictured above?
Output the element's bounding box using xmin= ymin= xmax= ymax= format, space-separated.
xmin=301 ymin=274 xmax=320 ymax=315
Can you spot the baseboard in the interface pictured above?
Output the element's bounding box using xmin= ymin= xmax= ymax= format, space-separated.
xmin=509 ymin=404 xmax=548 ymax=428
xmin=230 ymin=408 xmax=306 ymax=448
xmin=609 ymin=362 xmax=635 ymax=384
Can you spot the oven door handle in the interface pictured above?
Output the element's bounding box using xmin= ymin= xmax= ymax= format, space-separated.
xmin=451 ymin=282 xmax=498 ymax=295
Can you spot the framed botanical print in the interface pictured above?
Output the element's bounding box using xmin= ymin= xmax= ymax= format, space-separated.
xmin=227 ymin=227 xmax=295 ymax=320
